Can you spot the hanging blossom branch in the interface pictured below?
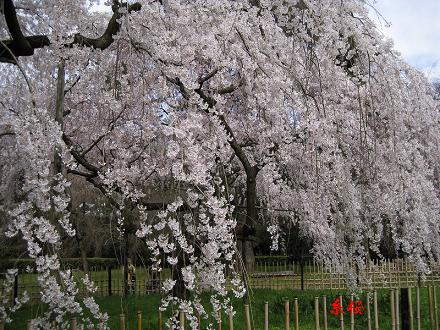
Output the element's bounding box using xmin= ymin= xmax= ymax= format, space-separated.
xmin=0 ymin=0 xmax=142 ymax=64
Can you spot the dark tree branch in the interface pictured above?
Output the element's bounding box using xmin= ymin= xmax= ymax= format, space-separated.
xmin=0 ymin=1 xmax=141 ymax=63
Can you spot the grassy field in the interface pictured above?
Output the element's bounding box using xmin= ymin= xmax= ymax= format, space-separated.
xmin=4 ymin=287 xmax=437 ymax=329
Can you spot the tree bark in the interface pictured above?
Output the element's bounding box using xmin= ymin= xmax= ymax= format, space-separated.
xmin=243 ymin=167 xmax=257 ymax=272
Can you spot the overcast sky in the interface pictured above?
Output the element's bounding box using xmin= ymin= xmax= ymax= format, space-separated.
xmin=370 ymin=0 xmax=440 ymax=80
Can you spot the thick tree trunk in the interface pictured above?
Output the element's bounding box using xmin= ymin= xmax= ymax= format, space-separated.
xmin=172 ymin=253 xmax=186 ymax=300
xmin=243 ymin=167 xmax=257 ymax=272
xmin=80 ymin=247 xmax=89 ymax=275
xmin=401 ymin=288 xmax=410 ymax=330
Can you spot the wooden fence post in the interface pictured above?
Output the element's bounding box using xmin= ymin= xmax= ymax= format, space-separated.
xmin=229 ymin=307 xmax=234 ymax=330
xmin=179 ymin=310 xmax=185 ymax=330
xmin=374 ymin=290 xmax=379 ymax=330
xmin=264 ymin=302 xmax=269 ymax=330
xmin=409 ymin=287 xmax=414 ymax=330
xmin=158 ymin=310 xmax=163 ymax=330
xmin=119 ymin=313 xmax=126 ymax=330
xmin=339 ymin=295 xmax=344 ymax=330
xmin=314 ymin=296 xmax=320 ymax=330
xmin=391 ymin=289 xmax=396 ymax=330
xmin=429 ymin=286 xmax=435 ymax=330
xmin=71 ymin=317 xmax=77 ymax=330
xmin=434 ymin=286 xmax=438 ymax=330
xmin=294 ymin=298 xmax=299 ymax=330
xmin=244 ymin=304 xmax=251 ymax=330
xmin=395 ymin=289 xmax=400 ymax=330
xmin=218 ymin=310 xmax=222 ymax=330
xmin=350 ymin=294 xmax=354 ymax=330
xmin=416 ymin=286 xmax=421 ymax=330
xmin=366 ymin=293 xmax=371 ymax=330
xmin=137 ymin=311 xmax=142 ymax=330
xmin=26 ymin=320 xmax=32 ymax=330
xmin=284 ymin=299 xmax=290 ymax=330
xmin=323 ymin=296 xmax=328 ymax=330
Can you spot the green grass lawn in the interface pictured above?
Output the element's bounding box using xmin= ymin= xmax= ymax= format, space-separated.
xmin=4 ymin=287 xmax=438 ymax=329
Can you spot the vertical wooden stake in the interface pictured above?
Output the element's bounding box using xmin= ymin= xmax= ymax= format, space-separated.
xmin=434 ymin=286 xmax=438 ymax=330
xmin=395 ymin=289 xmax=400 ymax=330
xmin=0 ymin=319 xmax=4 ymax=330
xmin=264 ymin=302 xmax=269 ymax=330
xmin=350 ymin=294 xmax=354 ymax=330
xmin=429 ymin=286 xmax=435 ymax=330
xmin=27 ymin=320 xmax=32 ymax=330
xmin=391 ymin=290 xmax=396 ymax=330
xmin=244 ymin=304 xmax=251 ymax=330
xmin=339 ymin=295 xmax=344 ymax=330
xmin=294 ymin=298 xmax=299 ymax=330
xmin=284 ymin=299 xmax=290 ymax=330
xmin=71 ymin=318 xmax=77 ymax=330
xmin=228 ymin=308 xmax=234 ymax=330
xmin=373 ymin=291 xmax=379 ymax=330
xmin=218 ymin=310 xmax=222 ymax=330
xmin=409 ymin=287 xmax=414 ymax=330
xmin=179 ymin=310 xmax=185 ymax=330
xmin=366 ymin=293 xmax=371 ymax=330
xmin=137 ymin=311 xmax=142 ymax=330
xmin=323 ymin=296 xmax=328 ymax=330
xmin=416 ymin=286 xmax=421 ymax=330
xmin=314 ymin=297 xmax=320 ymax=330
xmin=119 ymin=313 xmax=126 ymax=330
xmin=158 ymin=310 xmax=163 ymax=330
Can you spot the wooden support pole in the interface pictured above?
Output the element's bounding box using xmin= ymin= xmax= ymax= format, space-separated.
xmin=0 ymin=319 xmax=4 ymax=330
xmin=340 ymin=295 xmax=344 ymax=330
xmin=137 ymin=311 xmax=142 ymax=330
xmin=26 ymin=320 xmax=32 ymax=330
xmin=429 ymin=286 xmax=435 ymax=330
xmin=391 ymin=290 xmax=396 ymax=330
xmin=416 ymin=287 xmax=421 ymax=330
xmin=323 ymin=296 xmax=328 ymax=330
xmin=409 ymin=287 xmax=414 ymax=330
xmin=229 ymin=306 xmax=234 ymax=330
xmin=284 ymin=299 xmax=290 ymax=330
xmin=366 ymin=293 xmax=371 ymax=330
xmin=395 ymin=289 xmax=400 ymax=330
xmin=315 ymin=297 xmax=320 ymax=330
xmin=119 ymin=313 xmax=126 ymax=330
xmin=244 ymin=304 xmax=251 ymax=330
xmin=218 ymin=310 xmax=222 ymax=330
xmin=350 ymin=294 xmax=354 ymax=330
xmin=374 ymin=291 xmax=379 ymax=330
xmin=71 ymin=318 xmax=77 ymax=330
xmin=294 ymin=298 xmax=299 ymax=330
xmin=264 ymin=302 xmax=269 ymax=330
xmin=179 ymin=310 xmax=185 ymax=330
xmin=158 ymin=310 xmax=163 ymax=330
xmin=434 ymin=286 xmax=439 ymax=330
xmin=229 ymin=308 xmax=234 ymax=330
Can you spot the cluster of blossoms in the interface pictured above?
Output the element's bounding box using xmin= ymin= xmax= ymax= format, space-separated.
xmin=0 ymin=0 xmax=439 ymax=328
